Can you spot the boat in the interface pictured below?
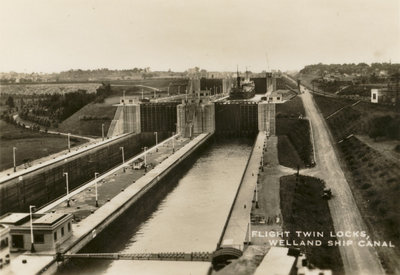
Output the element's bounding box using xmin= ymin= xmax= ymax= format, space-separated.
xmin=229 ymin=69 xmax=256 ymax=99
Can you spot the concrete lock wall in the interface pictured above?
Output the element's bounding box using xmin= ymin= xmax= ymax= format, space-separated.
xmin=258 ymin=102 xmax=276 ymax=135
xmin=140 ymin=103 xmax=179 ymax=133
xmin=177 ymin=101 xmax=215 ymax=138
xmin=0 ymin=132 xmax=170 ymax=216
xmin=214 ymin=102 xmax=258 ymax=137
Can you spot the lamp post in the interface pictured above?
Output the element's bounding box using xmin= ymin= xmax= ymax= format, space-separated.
xmin=120 ymin=147 xmax=125 ymax=172
xmin=154 ymin=132 xmax=158 ymax=152
xmin=13 ymin=147 xmax=17 ymax=172
xmin=255 ymin=183 xmax=259 ymax=208
xmin=120 ymin=147 xmax=125 ymax=164
xmin=30 ymin=205 xmax=36 ymax=252
xmin=102 ymin=124 xmax=105 ymax=141
xmin=63 ymin=172 xmax=70 ymax=207
xmin=67 ymin=133 xmax=71 ymax=152
xmin=172 ymin=132 xmax=175 ymax=153
xmin=94 ymin=172 xmax=99 ymax=207
xmin=143 ymin=146 xmax=148 ymax=172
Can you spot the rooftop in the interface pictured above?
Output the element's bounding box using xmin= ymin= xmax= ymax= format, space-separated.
xmin=33 ymin=213 xmax=68 ymax=225
xmin=0 ymin=213 xmax=30 ymax=225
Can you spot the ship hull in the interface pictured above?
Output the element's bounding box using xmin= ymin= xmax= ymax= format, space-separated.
xmin=229 ymin=89 xmax=255 ymax=99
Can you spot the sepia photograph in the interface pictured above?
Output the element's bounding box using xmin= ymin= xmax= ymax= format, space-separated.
xmin=0 ymin=0 xmax=399 ymax=274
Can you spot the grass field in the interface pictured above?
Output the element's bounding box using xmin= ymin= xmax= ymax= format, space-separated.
xmin=280 ymin=174 xmax=344 ymax=274
xmin=276 ymin=96 xmax=305 ymax=118
xmin=0 ymin=120 xmax=85 ymax=171
xmin=276 ymin=118 xmax=313 ymax=168
xmin=338 ymin=136 xmax=400 ymax=273
xmin=58 ymin=103 xmax=117 ymax=137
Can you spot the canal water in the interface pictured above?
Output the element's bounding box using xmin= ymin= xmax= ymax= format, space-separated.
xmin=58 ymin=138 xmax=253 ymax=275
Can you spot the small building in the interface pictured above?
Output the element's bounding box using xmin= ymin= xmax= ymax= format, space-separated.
xmin=371 ymin=88 xmax=397 ymax=104
xmin=0 ymin=213 xmax=73 ymax=253
xmin=0 ymin=224 xmax=10 ymax=268
xmin=266 ymin=90 xmax=284 ymax=103
xmin=120 ymin=96 xmax=137 ymax=105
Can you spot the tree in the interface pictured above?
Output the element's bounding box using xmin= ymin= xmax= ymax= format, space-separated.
xmin=6 ymin=96 xmax=15 ymax=108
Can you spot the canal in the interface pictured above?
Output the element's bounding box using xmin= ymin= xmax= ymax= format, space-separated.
xmin=58 ymin=138 xmax=253 ymax=275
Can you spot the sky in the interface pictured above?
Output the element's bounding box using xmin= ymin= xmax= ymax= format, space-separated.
xmin=0 ymin=0 xmax=399 ymax=73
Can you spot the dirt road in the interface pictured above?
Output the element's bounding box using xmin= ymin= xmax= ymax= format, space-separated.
xmin=300 ymin=88 xmax=385 ymax=275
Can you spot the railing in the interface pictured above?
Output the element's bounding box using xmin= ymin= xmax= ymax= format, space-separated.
xmin=61 ymin=252 xmax=212 ymax=262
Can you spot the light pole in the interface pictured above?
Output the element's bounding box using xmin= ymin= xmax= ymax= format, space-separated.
xmin=255 ymin=183 xmax=259 ymax=208
xmin=67 ymin=133 xmax=71 ymax=152
xmin=13 ymin=147 xmax=17 ymax=172
xmin=143 ymin=146 xmax=148 ymax=172
xmin=29 ymin=205 xmax=36 ymax=252
xmin=102 ymin=124 xmax=105 ymax=141
xmin=94 ymin=172 xmax=99 ymax=207
xmin=63 ymin=172 xmax=70 ymax=207
xmin=120 ymin=147 xmax=125 ymax=164
xmin=120 ymin=147 xmax=125 ymax=172
xmin=154 ymin=132 xmax=158 ymax=152
xmin=172 ymin=132 xmax=175 ymax=153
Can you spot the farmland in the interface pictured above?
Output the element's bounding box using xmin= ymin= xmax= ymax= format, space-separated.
xmin=0 ymin=120 xmax=86 ymax=171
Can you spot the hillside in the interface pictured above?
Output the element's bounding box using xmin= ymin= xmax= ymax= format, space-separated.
xmin=58 ymin=103 xmax=117 ymax=137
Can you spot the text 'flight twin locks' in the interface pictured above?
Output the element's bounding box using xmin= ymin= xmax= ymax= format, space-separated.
xmin=229 ymin=69 xmax=256 ymax=100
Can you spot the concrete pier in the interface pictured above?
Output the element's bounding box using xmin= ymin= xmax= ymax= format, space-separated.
xmin=219 ymin=132 xmax=266 ymax=250
xmin=3 ymin=133 xmax=212 ymax=275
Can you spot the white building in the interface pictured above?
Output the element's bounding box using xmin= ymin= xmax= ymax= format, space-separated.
xmin=0 ymin=213 xmax=73 ymax=253
xmin=0 ymin=224 xmax=10 ymax=268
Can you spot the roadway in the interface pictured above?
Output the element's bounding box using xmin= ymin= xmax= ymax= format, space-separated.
xmin=299 ymin=87 xmax=385 ymax=275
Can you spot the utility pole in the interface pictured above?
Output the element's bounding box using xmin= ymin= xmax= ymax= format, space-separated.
xmin=94 ymin=172 xmax=100 ymax=207
xmin=143 ymin=146 xmax=148 ymax=172
xmin=154 ymin=132 xmax=158 ymax=152
xmin=67 ymin=133 xmax=71 ymax=152
xmin=172 ymin=132 xmax=175 ymax=153
xmin=101 ymin=124 xmax=105 ymax=141
xmin=63 ymin=172 xmax=70 ymax=207
xmin=13 ymin=147 xmax=17 ymax=172
xmin=30 ymin=205 xmax=36 ymax=252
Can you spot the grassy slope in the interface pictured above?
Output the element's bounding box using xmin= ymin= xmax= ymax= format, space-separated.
xmin=276 ymin=118 xmax=313 ymax=168
xmin=276 ymin=96 xmax=312 ymax=168
xmin=58 ymin=103 xmax=117 ymax=137
xmin=338 ymin=136 xmax=400 ymax=273
xmin=276 ymin=96 xmax=306 ymax=118
xmin=280 ymin=174 xmax=344 ymax=274
xmin=0 ymin=120 xmax=85 ymax=171
xmin=314 ymin=95 xmax=398 ymax=141
xmin=313 ymin=95 xmax=400 ymax=273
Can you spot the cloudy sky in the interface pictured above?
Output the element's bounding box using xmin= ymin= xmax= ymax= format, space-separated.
xmin=1 ymin=0 xmax=399 ymax=73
